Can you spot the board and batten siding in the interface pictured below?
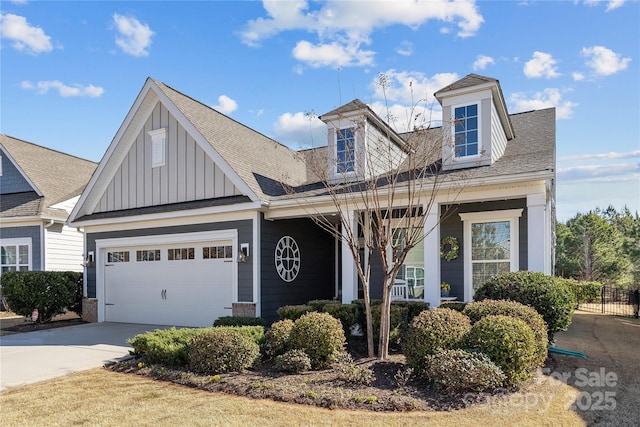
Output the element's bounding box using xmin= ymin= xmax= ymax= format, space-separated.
xmin=490 ymin=100 xmax=508 ymax=162
xmin=44 ymin=223 xmax=84 ymax=272
xmin=0 ymin=153 xmax=33 ymax=194
xmin=95 ymin=102 xmax=241 ymax=214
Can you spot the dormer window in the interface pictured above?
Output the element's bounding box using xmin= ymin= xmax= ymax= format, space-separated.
xmin=454 ymin=104 xmax=479 ymax=157
xmin=336 ymin=128 xmax=355 ymax=173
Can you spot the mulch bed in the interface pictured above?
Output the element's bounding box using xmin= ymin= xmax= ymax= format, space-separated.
xmin=3 ymin=318 xmax=86 ymax=333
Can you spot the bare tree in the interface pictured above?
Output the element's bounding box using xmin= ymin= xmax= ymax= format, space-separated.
xmin=285 ymin=76 xmax=465 ymax=359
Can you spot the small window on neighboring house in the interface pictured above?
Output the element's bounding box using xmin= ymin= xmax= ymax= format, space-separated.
xmin=148 ymin=128 xmax=167 ymax=168
xmin=454 ymin=104 xmax=479 ymax=157
xmin=336 ymin=128 xmax=355 ymax=173
xmin=1 ymin=240 xmax=31 ymax=273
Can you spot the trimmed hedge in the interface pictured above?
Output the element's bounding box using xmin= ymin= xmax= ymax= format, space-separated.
xmin=322 ymin=303 xmax=357 ymax=335
xmin=213 ymin=316 xmax=266 ymax=327
xmin=263 ymin=319 xmax=294 ymax=359
xmin=0 ymin=271 xmax=82 ymax=323
xmin=465 ymin=315 xmax=538 ymax=387
xmin=128 ymin=327 xmax=204 ymax=366
xmin=464 ymin=300 xmax=548 ymax=367
xmin=402 ymin=308 xmax=471 ymax=373
xmin=560 ymin=278 xmax=603 ymax=307
xmin=474 ymin=271 xmax=575 ymax=341
xmin=276 ymin=304 xmax=313 ymax=321
xmin=424 ymin=349 xmax=505 ymax=394
xmin=289 ymin=312 xmax=345 ymax=369
xmin=188 ymin=328 xmax=260 ymax=374
xmin=439 ymin=301 xmax=467 ymax=312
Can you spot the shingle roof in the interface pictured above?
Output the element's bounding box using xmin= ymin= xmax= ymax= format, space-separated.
xmin=434 ymin=73 xmax=497 ymax=94
xmin=0 ymin=135 xmax=97 ymax=220
xmin=153 ymin=80 xmax=312 ymax=200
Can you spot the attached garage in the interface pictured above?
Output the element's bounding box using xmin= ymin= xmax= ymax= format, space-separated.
xmin=95 ymin=230 xmax=237 ymax=327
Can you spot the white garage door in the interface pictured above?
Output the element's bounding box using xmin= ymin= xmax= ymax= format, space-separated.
xmin=102 ymin=239 xmax=234 ymax=327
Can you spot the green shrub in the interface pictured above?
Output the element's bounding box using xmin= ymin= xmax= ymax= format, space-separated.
xmin=307 ymin=299 xmax=336 ymax=311
xmin=188 ymin=328 xmax=260 ymax=374
xmin=289 ymin=312 xmax=345 ymax=369
xmin=402 ymin=308 xmax=471 ymax=373
xmin=560 ymin=278 xmax=603 ymax=306
xmin=213 ymin=325 xmax=265 ymax=346
xmin=332 ymin=352 xmax=375 ymax=385
xmin=263 ymin=319 xmax=294 ymax=359
xmin=213 ymin=316 xmax=266 ymax=327
xmin=352 ymin=299 xmax=381 ymax=330
xmin=439 ymin=301 xmax=467 ymax=312
xmin=391 ymin=300 xmax=430 ymax=325
xmin=322 ymin=303 xmax=357 ymax=335
xmin=276 ymin=304 xmax=313 ymax=321
xmin=464 ymin=300 xmax=548 ymax=367
xmin=128 ymin=327 xmax=205 ymax=366
xmin=60 ymin=271 xmax=83 ymax=316
xmin=465 ymin=315 xmax=538 ymax=387
xmin=275 ymin=349 xmax=312 ymax=373
xmin=475 ymin=271 xmax=575 ymax=341
xmin=371 ymin=304 xmax=408 ymax=346
xmin=0 ymin=271 xmax=80 ymax=323
xmin=424 ymin=349 xmax=506 ymax=394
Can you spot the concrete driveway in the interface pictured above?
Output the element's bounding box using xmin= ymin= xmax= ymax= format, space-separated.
xmin=0 ymin=322 xmax=168 ymax=391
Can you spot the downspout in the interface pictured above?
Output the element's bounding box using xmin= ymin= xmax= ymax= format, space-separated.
xmin=42 ymin=219 xmax=55 ymax=271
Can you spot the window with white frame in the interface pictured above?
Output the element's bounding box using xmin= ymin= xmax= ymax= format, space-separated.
xmin=459 ymin=209 xmax=522 ymax=300
xmin=453 ymin=104 xmax=479 ymax=158
xmin=148 ymin=128 xmax=167 ymax=168
xmin=336 ymin=128 xmax=355 ymax=173
xmin=1 ymin=239 xmax=31 ymax=274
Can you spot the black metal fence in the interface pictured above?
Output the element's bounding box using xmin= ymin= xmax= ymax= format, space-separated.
xmin=578 ymin=285 xmax=640 ymax=318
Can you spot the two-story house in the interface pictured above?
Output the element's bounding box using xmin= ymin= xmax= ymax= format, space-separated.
xmin=69 ymin=73 xmax=555 ymax=326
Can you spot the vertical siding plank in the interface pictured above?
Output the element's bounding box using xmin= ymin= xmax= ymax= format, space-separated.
xmin=224 ymin=175 xmax=235 ymax=197
xmin=195 ymin=143 xmax=205 ymax=199
xmin=177 ymin=126 xmax=186 ymax=202
xmin=136 ymin=130 xmax=145 ymax=208
xmin=128 ymin=142 xmax=137 ymax=207
xmin=214 ymin=164 xmax=224 ymax=197
xmin=168 ymin=116 xmax=178 ymax=203
xmin=160 ymin=106 xmax=170 ymax=204
xmin=204 ymin=156 xmax=214 ymax=198
xmin=186 ymin=135 xmax=196 ymax=200
xmin=120 ymin=154 xmax=128 ymax=209
xmin=144 ymin=115 xmax=153 ymax=206
xmin=151 ymin=105 xmax=161 ymax=205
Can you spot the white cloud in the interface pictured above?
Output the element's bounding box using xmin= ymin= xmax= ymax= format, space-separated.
xmin=273 ymin=111 xmax=326 ymax=148
xmin=557 ymin=163 xmax=639 ymax=181
xmin=572 ymin=72 xmax=585 ymax=81
xmin=396 ymin=41 xmax=413 ymax=57
xmin=20 ymin=80 xmax=104 ymax=97
xmin=0 ymin=13 xmax=53 ymax=54
xmin=581 ymin=0 xmax=626 ymax=11
xmin=559 ymin=150 xmax=640 ymax=162
xmin=581 ymin=45 xmax=631 ymax=76
xmin=510 ymin=88 xmax=578 ymax=119
xmin=241 ymin=0 xmax=484 ymax=68
xmin=211 ymin=95 xmax=238 ymax=115
xmin=370 ymin=70 xmax=459 ymax=106
xmin=523 ymin=51 xmax=561 ymax=78
xmin=112 ymin=14 xmax=154 ymax=57
xmin=472 ymin=55 xmax=495 ymax=70
xmin=292 ymin=40 xmax=375 ymax=68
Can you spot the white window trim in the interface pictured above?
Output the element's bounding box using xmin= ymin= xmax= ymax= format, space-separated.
xmin=459 ymin=209 xmax=522 ymax=302
xmin=450 ymin=102 xmax=482 ymax=161
xmin=148 ymin=128 xmax=167 ymax=168
xmin=1 ymin=237 xmax=32 ymax=274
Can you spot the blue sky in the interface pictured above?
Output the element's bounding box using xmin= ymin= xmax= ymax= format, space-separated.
xmin=1 ymin=0 xmax=638 ymax=221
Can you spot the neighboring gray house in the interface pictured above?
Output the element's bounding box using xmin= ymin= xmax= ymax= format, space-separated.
xmin=69 ymin=74 xmax=556 ymax=326
xmin=0 ymin=135 xmax=97 ymax=275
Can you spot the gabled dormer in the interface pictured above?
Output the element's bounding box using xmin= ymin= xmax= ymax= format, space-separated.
xmin=435 ymin=74 xmax=514 ymax=171
xmin=319 ymin=99 xmax=408 ymax=182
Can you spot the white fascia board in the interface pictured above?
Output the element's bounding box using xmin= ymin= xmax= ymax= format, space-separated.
xmin=150 ymin=81 xmax=260 ymax=203
xmin=69 ymin=80 xmax=160 ymax=223
xmin=71 ymin=200 xmax=262 ymax=230
xmin=0 ymin=217 xmax=46 ymax=227
xmin=435 ymin=81 xmax=496 ymax=102
xmin=0 ymin=145 xmax=43 ymax=197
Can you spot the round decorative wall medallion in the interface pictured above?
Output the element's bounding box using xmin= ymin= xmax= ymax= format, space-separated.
xmin=275 ymin=236 xmax=300 ymax=282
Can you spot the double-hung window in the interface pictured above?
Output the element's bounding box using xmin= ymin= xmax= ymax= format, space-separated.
xmin=459 ymin=209 xmax=522 ymax=301
xmin=336 ymin=128 xmax=355 ymax=173
xmin=1 ymin=239 xmax=31 ymax=274
xmin=454 ymin=104 xmax=479 ymax=157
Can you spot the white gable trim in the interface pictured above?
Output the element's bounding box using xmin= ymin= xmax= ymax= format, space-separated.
xmin=69 ymin=78 xmax=259 ymax=224
xmin=0 ymin=145 xmax=43 ymax=196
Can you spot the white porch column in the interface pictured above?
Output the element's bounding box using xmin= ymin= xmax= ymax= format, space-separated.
xmin=341 ymin=210 xmax=358 ymax=304
xmin=424 ymin=207 xmax=441 ymax=308
xmin=527 ymin=193 xmax=548 ymax=274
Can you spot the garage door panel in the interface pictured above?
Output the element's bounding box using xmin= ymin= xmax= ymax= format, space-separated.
xmin=103 ymin=239 xmax=235 ymax=327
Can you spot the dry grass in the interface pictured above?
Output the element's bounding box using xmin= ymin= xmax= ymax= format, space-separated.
xmin=0 ymin=368 xmax=584 ymax=427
